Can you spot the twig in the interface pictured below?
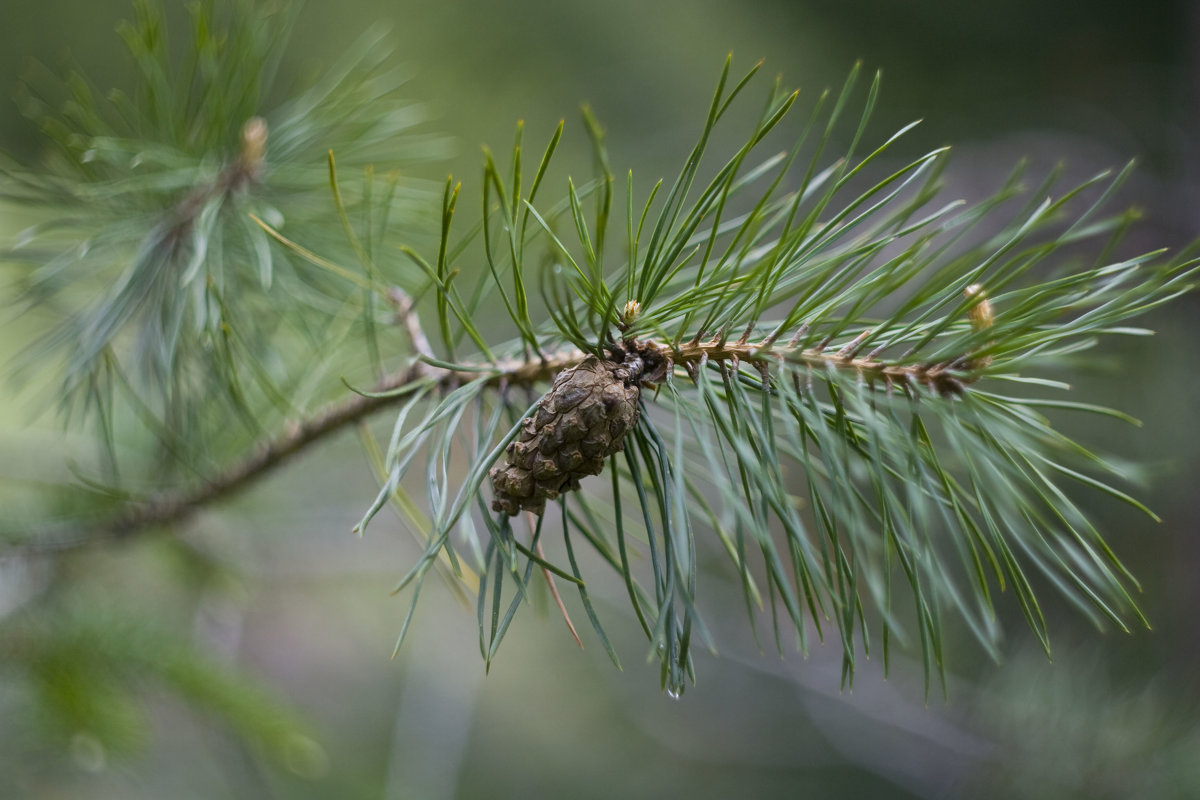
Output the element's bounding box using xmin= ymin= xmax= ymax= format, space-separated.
xmin=5 ymin=351 xmax=579 ymax=558
xmin=5 ymin=311 xmax=987 ymax=558
xmin=387 ymin=287 xmax=435 ymax=360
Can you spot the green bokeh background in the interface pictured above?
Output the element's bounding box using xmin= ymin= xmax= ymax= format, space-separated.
xmin=2 ymin=1 xmax=1198 ymax=797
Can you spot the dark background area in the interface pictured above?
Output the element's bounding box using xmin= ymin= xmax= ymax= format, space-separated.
xmin=2 ymin=1 xmax=1198 ymax=797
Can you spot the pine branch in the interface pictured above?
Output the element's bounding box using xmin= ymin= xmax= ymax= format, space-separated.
xmin=5 ymin=4 xmax=1197 ymax=699
xmin=7 ymin=310 xmax=987 ymax=555
xmin=6 ymin=314 xmax=585 ymax=556
xmin=339 ymin=57 xmax=1198 ymax=696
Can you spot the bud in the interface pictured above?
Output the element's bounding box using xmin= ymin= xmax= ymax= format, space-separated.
xmin=622 ymin=300 xmax=642 ymax=326
xmin=964 ymin=284 xmax=994 ymax=370
xmin=490 ymin=355 xmax=641 ymax=515
xmin=239 ymin=117 xmax=268 ymax=179
xmin=964 ymin=284 xmax=993 ymax=332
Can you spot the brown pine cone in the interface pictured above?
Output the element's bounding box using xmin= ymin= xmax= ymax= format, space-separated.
xmin=490 ymin=354 xmax=642 ymax=515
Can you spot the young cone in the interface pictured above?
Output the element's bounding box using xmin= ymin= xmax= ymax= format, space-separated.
xmin=490 ymin=355 xmax=642 ymax=515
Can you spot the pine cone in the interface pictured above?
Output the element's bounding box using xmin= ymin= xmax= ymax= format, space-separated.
xmin=490 ymin=354 xmax=642 ymax=515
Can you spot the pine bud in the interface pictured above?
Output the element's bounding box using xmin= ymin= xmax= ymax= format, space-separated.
xmin=964 ymin=284 xmax=993 ymax=332
xmin=238 ymin=117 xmax=268 ymax=181
xmin=490 ymin=355 xmax=642 ymax=515
xmin=622 ymin=300 xmax=642 ymax=326
xmin=964 ymin=284 xmax=994 ymax=369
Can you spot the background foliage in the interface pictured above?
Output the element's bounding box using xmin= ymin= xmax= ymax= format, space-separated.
xmin=2 ymin=1 xmax=1198 ymax=798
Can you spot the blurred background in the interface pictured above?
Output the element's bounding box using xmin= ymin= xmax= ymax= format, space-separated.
xmin=2 ymin=0 xmax=1199 ymax=797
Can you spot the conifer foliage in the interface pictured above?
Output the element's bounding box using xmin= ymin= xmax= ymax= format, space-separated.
xmin=2 ymin=0 xmax=1196 ymax=712
xmin=347 ymin=61 xmax=1195 ymax=695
